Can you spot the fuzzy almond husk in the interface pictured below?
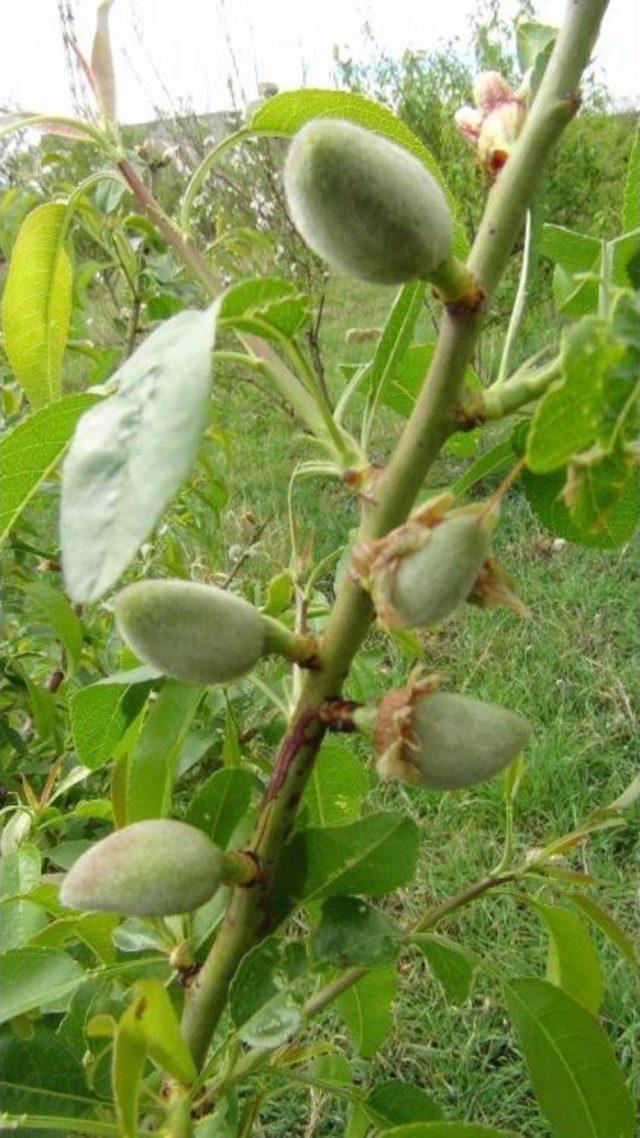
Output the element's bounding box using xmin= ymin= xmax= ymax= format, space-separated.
xmin=374 ymin=679 xmax=531 ymax=790
xmin=60 ymin=820 xmax=226 ymax=916
xmin=284 ymin=118 xmax=453 ymax=285
xmin=354 ymin=497 xmax=497 ymax=630
xmin=115 ymin=579 xmax=266 ymax=684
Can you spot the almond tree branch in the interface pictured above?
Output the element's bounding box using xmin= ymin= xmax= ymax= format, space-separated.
xmin=121 ymin=0 xmax=610 ymax=1072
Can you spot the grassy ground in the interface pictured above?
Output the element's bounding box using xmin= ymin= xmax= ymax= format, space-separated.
xmin=207 ymin=273 xmax=639 ymax=1135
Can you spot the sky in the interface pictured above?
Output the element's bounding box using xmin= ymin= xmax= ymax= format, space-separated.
xmin=1 ymin=0 xmax=638 ymax=125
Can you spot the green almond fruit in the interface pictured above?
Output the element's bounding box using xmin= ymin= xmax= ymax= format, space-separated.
xmin=60 ymin=820 xmax=228 ymax=916
xmin=115 ymin=579 xmax=266 ymax=684
xmin=389 ymin=514 xmax=492 ymax=629
xmin=284 ymin=118 xmax=453 ymax=285
xmin=403 ymin=692 xmax=531 ymax=789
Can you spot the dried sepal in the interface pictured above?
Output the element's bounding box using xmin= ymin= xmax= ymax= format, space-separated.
xmin=468 ymin=556 xmax=530 ymax=618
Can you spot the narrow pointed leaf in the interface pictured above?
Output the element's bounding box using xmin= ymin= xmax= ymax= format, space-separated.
xmin=622 ymin=127 xmax=639 ymax=232
xmin=365 ymin=1081 xmax=443 ymax=1125
xmin=335 ymin=965 xmax=396 ymax=1058
xmin=0 ymin=947 xmax=85 ymax=1024
xmin=412 ymin=934 xmax=475 ymax=1004
xmin=0 ymin=394 xmax=99 ymax=544
xmin=186 ymin=767 xmax=256 ymax=847
xmin=537 ymin=903 xmax=604 ymax=1014
xmin=568 ymin=893 xmax=637 ymax=968
xmin=70 ymin=669 xmax=155 ymax=771
xmin=125 ymin=681 xmax=203 ymax=821
xmin=505 ymin=978 xmax=635 ymax=1138
xmin=1 ymin=203 xmax=72 ymax=407
xmin=302 ymin=739 xmax=369 ymax=828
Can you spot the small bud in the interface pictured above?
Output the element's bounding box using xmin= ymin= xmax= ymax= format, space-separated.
xmin=355 ymin=500 xmax=496 ymax=630
xmin=115 ymin=579 xmax=266 ymax=684
xmin=284 ymin=118 xmax=455 ymax=287
xmin=366 ymin=677 xmax=532 ymax=790
xmin=60 ymin=820 xmax=228 ymax=915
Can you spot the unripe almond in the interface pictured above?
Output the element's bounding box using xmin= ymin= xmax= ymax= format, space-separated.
xmin=284 ymin=118 xmax=453 ymax=286
xmin=365 ymin=681 xmax=531 ymax=790
xmin=59 ymin=820 xmax=227 ymax=915
xmin=389 ymin=513 xmax=492 ymax=629
xmin=115 ymin=579 xmax=266 ymax=684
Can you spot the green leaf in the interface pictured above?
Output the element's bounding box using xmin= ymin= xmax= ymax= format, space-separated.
xmin=186 ymin=768 xmax=256 ymax=848
xmin=539 ymin=225 xmax=600 ymax=272
xmin=0 ymin=394 xmax=99 ymax=544
xmin=0 ymin=1117 xmax=117 ymax=1136
xmin=219 ymin=276 xmax=311 ymax=339
xmin=218 ymin=276 xmax=296 ymax=319
xmin=622 ymin=127 xmax=639 ymax=232
xmin=516 ymin=21 xmax=557 ymax=73
xmin=263 ymin=570 xmax=295 ymax=616
xmin=452 ymin=439 xmax=514 ymax=498
xmin=237 ymin=992 xmax=303 ymax=1050
xmin=567 ymin=893 xmax=638 ymax=969
xmin=0 ymin=845 xmax=41 ymax=895
xmin=301 ymin=739 xmax=369 ymax=828
xmin=0 ymin=948 xmax=84 ymax=1024
xmin=230 ymin=937 xmax=281 ymax=1027
xmin=522 ymin=465 xmax=638 ymax=549
xmin=561 ymin=445 xmax=637 ymax=537
xmin=25 ymin=582 xmax=84 ymax=670
xmin=249 ymin=89 xmax=453 ymax=211
xmin=124 ymin=980 xmax=196 ymax=1083
xmin=412 ymin=934 xmax=475 ymax=1004
xmin=505 ymin=978 xmax=635 ymax=1138
xmin=365 ymin=1081 xmax=443 ymax=1125
xmin=536 ymin=904 xmax=604 ymax=1014
xmin=112 ymin=1017 xmax=146 ymax=1138
xmin=277 ymin=812 xmax=420 ymax=908
xmin=125 ymin=680 xmax=203 ymax=822
xmin=60 ymin=306 xmax=217 ymax=602
xmin=527 ymin=305 xmax=640 ymax=474
xmin=367 ymin=283 xmax=426 ymax=416
xmin=335 ymin=965 xmax=396 ymax=1058
xmin=113 ymin=980 xmax=197 ymax=1138
xmin=0 ymin=1025 xmax=93 ymax=1136
xmin=378 ymin=1126 xmax=516 ymax=1137
xmin=610 ymin=228 xmax=640 ymax=290
xmin=0 ymin=901 xmax=48 ymax=952
xmin=312 ymin=896 xmax=398 ymax=968
xmin=1 ymin=203 xmax=72 ymax=408
xmin=69 ymin=669 xmax=155 ymax=771
xmin=375 ymin=343 xmax=433 ymax=418
xmin=540 ymin=225 xmax=601 ymax=316
xmin=552 ymin=263 xmax=598 ymax=317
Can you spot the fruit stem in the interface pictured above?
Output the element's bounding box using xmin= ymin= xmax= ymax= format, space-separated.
xmin=429 ymin=253 xmax=484 ymax=310
xmin=220 ymin=851 xmax=260 ymax=886
xmin=351 ymin=705 xmax=378 ymax=738
xmin=261 ymin=616 xmax=320 ymax=670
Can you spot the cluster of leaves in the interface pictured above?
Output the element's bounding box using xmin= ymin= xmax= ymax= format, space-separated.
xmin=0 ymin=5 xmax=638 ymax=1138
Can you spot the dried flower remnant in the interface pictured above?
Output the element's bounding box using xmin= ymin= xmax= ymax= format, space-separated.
xmin=455 ymin=71 xmax=527 ymax=179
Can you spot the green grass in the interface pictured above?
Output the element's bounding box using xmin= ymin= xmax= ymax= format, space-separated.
xmin=205 ymin=273 xmax=639 ymax=1135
